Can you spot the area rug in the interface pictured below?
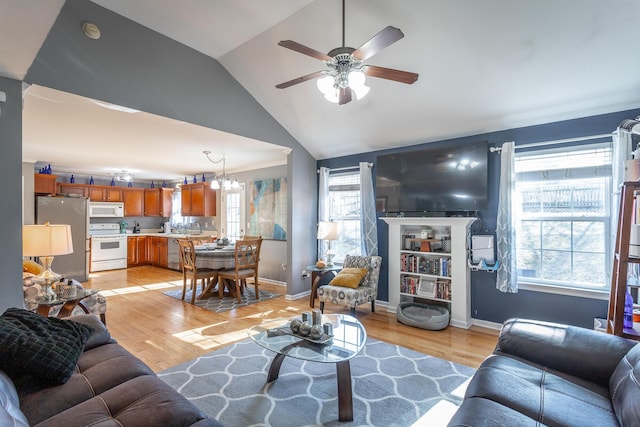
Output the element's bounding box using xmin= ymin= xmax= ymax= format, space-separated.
xmin=158 ymin=338 xmax=474 ymax=427
xmin=163 ymin=286 xmax=281 ymax=313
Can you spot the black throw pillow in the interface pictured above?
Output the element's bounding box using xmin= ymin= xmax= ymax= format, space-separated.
xmin=0 ymin=308 xmax=93 ymax=384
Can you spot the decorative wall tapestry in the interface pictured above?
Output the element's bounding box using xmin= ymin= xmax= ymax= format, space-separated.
xmin=249 ymin=178 xmax=287 ymax=240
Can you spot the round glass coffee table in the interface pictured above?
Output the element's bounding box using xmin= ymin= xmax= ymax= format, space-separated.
xmin=248 ymin=314 xmax=366 ymax=421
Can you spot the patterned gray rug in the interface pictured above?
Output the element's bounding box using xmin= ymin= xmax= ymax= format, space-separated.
xmin=158 ymin=338 xmax=474 ymax=427
xmin=163 ymin=286 xmax=281 ymax=313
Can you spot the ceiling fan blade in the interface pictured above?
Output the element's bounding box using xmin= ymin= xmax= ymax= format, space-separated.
xmin=338 ymin=87 xmax=352 ymax=105
xmin=352 ymin=26 xmax=404 ymax=61
xmin=364 ymin=65 xmax=419 ymax=84
xmin=278 ymin=40 xmax=332 ymax=61
xmin=276 ymin=71 xmax=326 ymax=89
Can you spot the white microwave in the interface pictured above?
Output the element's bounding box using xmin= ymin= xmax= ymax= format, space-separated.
xmin=89 ymin=202 xmax=124 ymax=218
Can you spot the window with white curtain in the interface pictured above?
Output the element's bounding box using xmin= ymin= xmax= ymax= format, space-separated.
xmin=513 ymin=143 xmax=612 ymax=290
xmin=328 ymin=172 xmax=362 ymax=263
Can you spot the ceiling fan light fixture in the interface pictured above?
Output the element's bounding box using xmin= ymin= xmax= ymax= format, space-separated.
xmin=317 ymin=75 xmax=335 ymax=95
xmin=114 ymin=170 xmax=134 ymax=182
xmin=348 ymin=71 xmax=369 ymax=100
xmin=324 ymin=88 xmax=340 ymax=103
xmin=352 ymin=84 xmax=370 ymax=100
xmin=275 ymin=1 xmax=418 ymax=105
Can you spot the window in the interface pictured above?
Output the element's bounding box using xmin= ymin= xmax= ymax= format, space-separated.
xmin=514 ymin=144 xmax=612 ymax=290
xmin=328 ymin=172 xmax=361 ymax=263
xmin=221 ymin=184 xmax=245 ymax=242
xmin=225 ymin=191 xmax=241 ymax=241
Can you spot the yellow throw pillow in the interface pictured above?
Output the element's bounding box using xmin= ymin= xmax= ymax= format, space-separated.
xmin=329 ymin=268 xmax=369 ymax=288
xmin=23 ymin=259 xmax=44 ymax=275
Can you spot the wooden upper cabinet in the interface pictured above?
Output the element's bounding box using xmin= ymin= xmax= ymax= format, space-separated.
xmin=144 ymin=188 xmax=160 ymax=216
xmin=34 ymin=174 xmax=58 ymax=195
xmin=160 ymin=188 xmax=174 ymax=217
xmin=89 ymin=186 xmax=123 ymax=202
xmin=123 ymin=188 xmax=144 ymax=217
xmin=57 ymin=183 xmax=88 ymax=197
xmin=144 ymin=188 xmax=173 ymax=217
xmin=181 ymin=183 xmax=216 ymax=216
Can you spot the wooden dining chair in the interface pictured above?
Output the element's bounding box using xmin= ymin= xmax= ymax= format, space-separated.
xmin=217 ymin=237 xmax=263 ymax=303
xmin=177 ymin=239 xmax=217 ymax=304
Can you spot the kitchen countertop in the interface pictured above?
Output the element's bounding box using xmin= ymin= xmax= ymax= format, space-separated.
xmin=124 ymin=230 xmax=217 ymax=239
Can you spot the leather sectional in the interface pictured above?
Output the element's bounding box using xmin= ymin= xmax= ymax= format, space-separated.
xmin=0 ymin=312 xmax=221 ymax=427
xmin=449 ymin=318 xmax=640 ymax=426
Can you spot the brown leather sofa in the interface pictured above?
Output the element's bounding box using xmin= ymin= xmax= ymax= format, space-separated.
xmin=448 ymin=318 xmax=640 ymax=427
xmin=2 ymin=312 xmax=222 ymax=427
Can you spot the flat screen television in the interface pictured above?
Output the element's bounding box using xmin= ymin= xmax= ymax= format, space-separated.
xmin=376 ymin=141 xmax=489 ymax=215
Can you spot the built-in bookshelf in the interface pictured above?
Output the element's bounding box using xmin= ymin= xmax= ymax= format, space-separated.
xmin=381 ymin=217 xmax=476 ymax=329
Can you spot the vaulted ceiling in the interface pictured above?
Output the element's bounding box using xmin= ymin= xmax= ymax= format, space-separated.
xmin=3 ymin=0 xmax=640 ymax=180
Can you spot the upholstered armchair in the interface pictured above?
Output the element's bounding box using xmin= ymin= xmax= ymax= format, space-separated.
xmin=317 ymin=255 xmax=382 ymax=315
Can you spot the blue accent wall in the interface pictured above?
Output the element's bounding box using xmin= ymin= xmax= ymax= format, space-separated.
xmin=319 ymin=108 xmax=640 ymax=329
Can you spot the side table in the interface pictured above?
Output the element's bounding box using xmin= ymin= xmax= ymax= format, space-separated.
xmin=307 ymin=265 xmax=341 ymax=308
xmin=27 ymin=289 xmax=101 ymax=320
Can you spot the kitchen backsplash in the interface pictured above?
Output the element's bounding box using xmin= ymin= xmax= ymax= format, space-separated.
xmin=90 ymin=216 xmax=217 ymax=234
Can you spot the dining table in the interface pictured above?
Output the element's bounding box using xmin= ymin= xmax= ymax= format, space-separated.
xmin=194 ymin=244 xmax=237 ymax=299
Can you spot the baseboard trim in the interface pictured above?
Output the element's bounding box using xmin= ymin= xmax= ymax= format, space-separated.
xmin=285 ymin=290 xmax=310 ymax=301
xmin=257 ymin=277 xmax=287 ymax=287
xmin=471 ymin=319 xmax=502 ymax=330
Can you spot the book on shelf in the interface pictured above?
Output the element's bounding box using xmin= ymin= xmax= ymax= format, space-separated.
xmin=400 ymin=275 xmax=420 ymax=295
xmin=434 ymin=279 xmax=451 ymax=301
xmin=412 ymin=277 xmax=451 ymax=301
xmin=401 ymin=253 xmax=450 ymax=277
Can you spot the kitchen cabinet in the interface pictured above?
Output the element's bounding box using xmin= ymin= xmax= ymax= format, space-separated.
xmin=144 ymin=188 xmax=173 ymax=217
xmin=181 ymin=183 xmax=216 ymax=216
xmin=34 ymin=174 xmax=58 ymax=195
xmin=123 ymin=188 xmax=144 ymax=217
xmin=150 ymin=236 xmax=168 ymax=268
xmin=89 ymin=186 xmax=123 ymax=202
xmin=127 ymin=235 xmax=150 ymax=267
xmin=57 ymin=183 xmax=88 ymax=197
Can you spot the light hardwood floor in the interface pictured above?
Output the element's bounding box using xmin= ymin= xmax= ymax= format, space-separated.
xmin=84 ymin=266 xmax=499 ymax=372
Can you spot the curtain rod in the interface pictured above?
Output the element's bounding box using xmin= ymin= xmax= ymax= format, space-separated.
xmin=489 ymin=133 xmax=612 ymax=153
xmin=317 ymin=163 xmax=373 ymax=173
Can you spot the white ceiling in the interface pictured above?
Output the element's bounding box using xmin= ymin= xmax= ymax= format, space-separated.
xmin=4 ymin=0 xmax=640 ymax=181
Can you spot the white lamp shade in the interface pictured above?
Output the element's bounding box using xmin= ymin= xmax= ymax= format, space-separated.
xmin=317 ymin=75 xmax=335 ymax=95
xmin=317 ymin=221 xmax=339 ymax=240
xmin=348 ymin=70 xmax=365 ymax=87
xmin=23 ymin=223 xmax=73 ymax=257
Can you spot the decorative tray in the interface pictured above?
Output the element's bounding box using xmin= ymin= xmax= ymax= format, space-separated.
xmin=270 ymin=326 xmax=333 ymax=345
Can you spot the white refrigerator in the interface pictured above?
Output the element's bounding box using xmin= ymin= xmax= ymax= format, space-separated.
xmin=36 ymin=196 xmax=90 ymax=282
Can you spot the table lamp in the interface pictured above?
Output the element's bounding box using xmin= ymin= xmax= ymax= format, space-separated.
xmin=23 ymin=222 xmax=73 ymax=300
xmin=317 ymin=221 xmax=339 ymax=266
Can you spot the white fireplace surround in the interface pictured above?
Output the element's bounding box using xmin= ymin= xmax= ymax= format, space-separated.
xmin=381 ymin=216 xmax=476 ymax=329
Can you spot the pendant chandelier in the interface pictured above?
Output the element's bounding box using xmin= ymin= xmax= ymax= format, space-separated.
xmin=203 ymin=151 xmax=239 ymax=190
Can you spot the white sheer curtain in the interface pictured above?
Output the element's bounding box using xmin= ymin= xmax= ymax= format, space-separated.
xmin=317 ymin=167 xmax=330 ymax=259
xmin=496 ymin=141 xmax=517 ymax=293
xmin=359 ymin=162 xmax=378 ymax=256
xmin=611 ymin=128 xmax=633 ymax=243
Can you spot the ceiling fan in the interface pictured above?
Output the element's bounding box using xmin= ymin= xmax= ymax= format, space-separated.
xmin=275 ymin=0 xmax=419 ymax=105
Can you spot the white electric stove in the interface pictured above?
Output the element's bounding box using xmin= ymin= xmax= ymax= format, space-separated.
xmin=89 ymin=223 xmax=128 ymax=272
